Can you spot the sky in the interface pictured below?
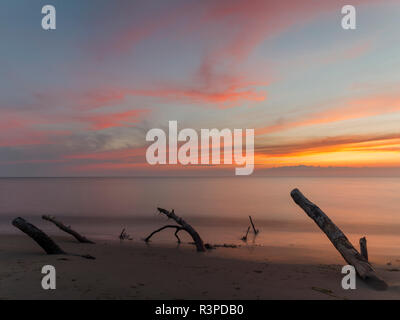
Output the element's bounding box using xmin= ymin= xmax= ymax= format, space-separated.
xmin=1 ymin=0 xmax=400 ymax=176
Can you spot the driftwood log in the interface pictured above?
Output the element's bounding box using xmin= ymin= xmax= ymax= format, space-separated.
xmin=42 ymin=215 xmax=94 ymax=244
xmin=290 ymin=188 xmax=387 ymax=290
xmin=13 ymin=217 xmax=65 ymax=254
xmin=12 ymin=217 xmax=95 ymax=259
xmin=360 ymin=236 xmax=368 ymax=261
xmin=145 ymin=208 xmax=205 ymax=252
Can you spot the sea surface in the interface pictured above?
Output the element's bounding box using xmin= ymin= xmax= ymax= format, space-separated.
xmin=1 ymin=177 xmax=399 ymax=260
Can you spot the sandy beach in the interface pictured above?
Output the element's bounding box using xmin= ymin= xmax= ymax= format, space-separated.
xmin=1 ymin=234 xmax=400 ymax=300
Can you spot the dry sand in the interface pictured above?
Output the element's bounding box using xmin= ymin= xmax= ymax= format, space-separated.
xmin=1 ymin=234 xmax=400 ymax=300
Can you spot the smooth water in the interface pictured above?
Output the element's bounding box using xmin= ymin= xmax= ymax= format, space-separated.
xmin=1 ymin=177 xmax=399 ymax=258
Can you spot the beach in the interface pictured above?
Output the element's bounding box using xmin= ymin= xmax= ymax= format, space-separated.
xmin=1 ymin=177 xmax=400 ymax=299
xmin=1 ymin=234 xmax=400 ymax=300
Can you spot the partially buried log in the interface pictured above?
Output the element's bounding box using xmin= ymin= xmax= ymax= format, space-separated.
xmin=360 ymin=236 xmax=368 ymax=261
xmin=145 ymin=208 xmax=205 ymax=252
xmin=42 ymin=215 xmax=95 ymax=244
xmin=12 ymin=217 xmax=95 ymax=259
xmin=13 ymin=217 xmax=65 ymax=255
xmin=290 ymin=188 xmax=387 ymax=290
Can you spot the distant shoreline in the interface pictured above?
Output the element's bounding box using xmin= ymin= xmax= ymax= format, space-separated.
xmin=4 ymin=165 xmax=400 ymax=178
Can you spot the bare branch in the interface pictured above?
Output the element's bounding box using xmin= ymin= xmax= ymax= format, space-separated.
xmin=241 ymin=226 xmax=251 ymax=242
xmin=144 ymin=225 xmax=184 ymax=243
xmin=42 ymin=215 xmax=94 ymax=244
xmin=249 ymin=216 xmax=259 ymax=234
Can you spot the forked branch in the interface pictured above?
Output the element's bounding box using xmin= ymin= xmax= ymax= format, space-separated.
xmin=145 ymin=208 xmax=205 ymax=252
xmin=145 ymin=225 xmax=184 ymax=243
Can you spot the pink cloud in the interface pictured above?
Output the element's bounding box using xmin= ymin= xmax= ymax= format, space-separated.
xmin=65 ymin=147 xmax=147 ymax=161
xmin=0 ymin=106 xmax=148 ymax=148
xmin=75 ymin=109 xmax=148 ymax=130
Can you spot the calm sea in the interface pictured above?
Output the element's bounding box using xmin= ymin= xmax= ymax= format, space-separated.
xmin=1 ymin=177 xmax=399 ymax=260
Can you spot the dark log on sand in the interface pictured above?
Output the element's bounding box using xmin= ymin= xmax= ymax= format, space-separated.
xmin=12 ymin=217 xmax=65 ymax=254
xmin=249 ymin=216 xmax=259 ymax=234
xmin=12 ymin=217 xmax=95 ymax=259
xmin=42 ymin=215 xmax=94 ymax=244
xmin=360 ymin=236 xmax=368 ymax=261
xmin=147 ymin=208 xmax=205 ymax=252
xmin=145 ymin=225 xmax=184 ymax=243
xmin=290 ymin=188 xmax=387 ymax=290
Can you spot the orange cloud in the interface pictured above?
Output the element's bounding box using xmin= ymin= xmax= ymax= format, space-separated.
xmin=256 ymin=133 xmax=400 ymax=156
xmin=253 ymin=132 xmax=400 ymax=169
xmin=256 ymin=94 xmax=400 ymax=135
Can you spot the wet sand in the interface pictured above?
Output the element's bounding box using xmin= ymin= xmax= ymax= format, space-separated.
xmin=1 ymin=234 xmax=400 ymax=300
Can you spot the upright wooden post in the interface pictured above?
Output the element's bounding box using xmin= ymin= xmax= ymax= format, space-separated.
xmin=359 ymin=236 xmax=368 ymax=261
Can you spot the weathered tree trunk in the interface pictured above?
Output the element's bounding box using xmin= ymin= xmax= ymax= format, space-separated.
xmin=360 ymin=236 xmax=368 ymax=261
xmin=42 ymin=215 xmax=94 ymax=244
xmin=156 ymin=208 xmax=205 ymax=252
xmin=290 ymin=188 xmax=387 ymax=290
xmin=12 ymin=217 xmax=65 ymax=255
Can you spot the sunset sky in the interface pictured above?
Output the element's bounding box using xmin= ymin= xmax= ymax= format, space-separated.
xmin=1 ymin=0 xmax=400 ymax=176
